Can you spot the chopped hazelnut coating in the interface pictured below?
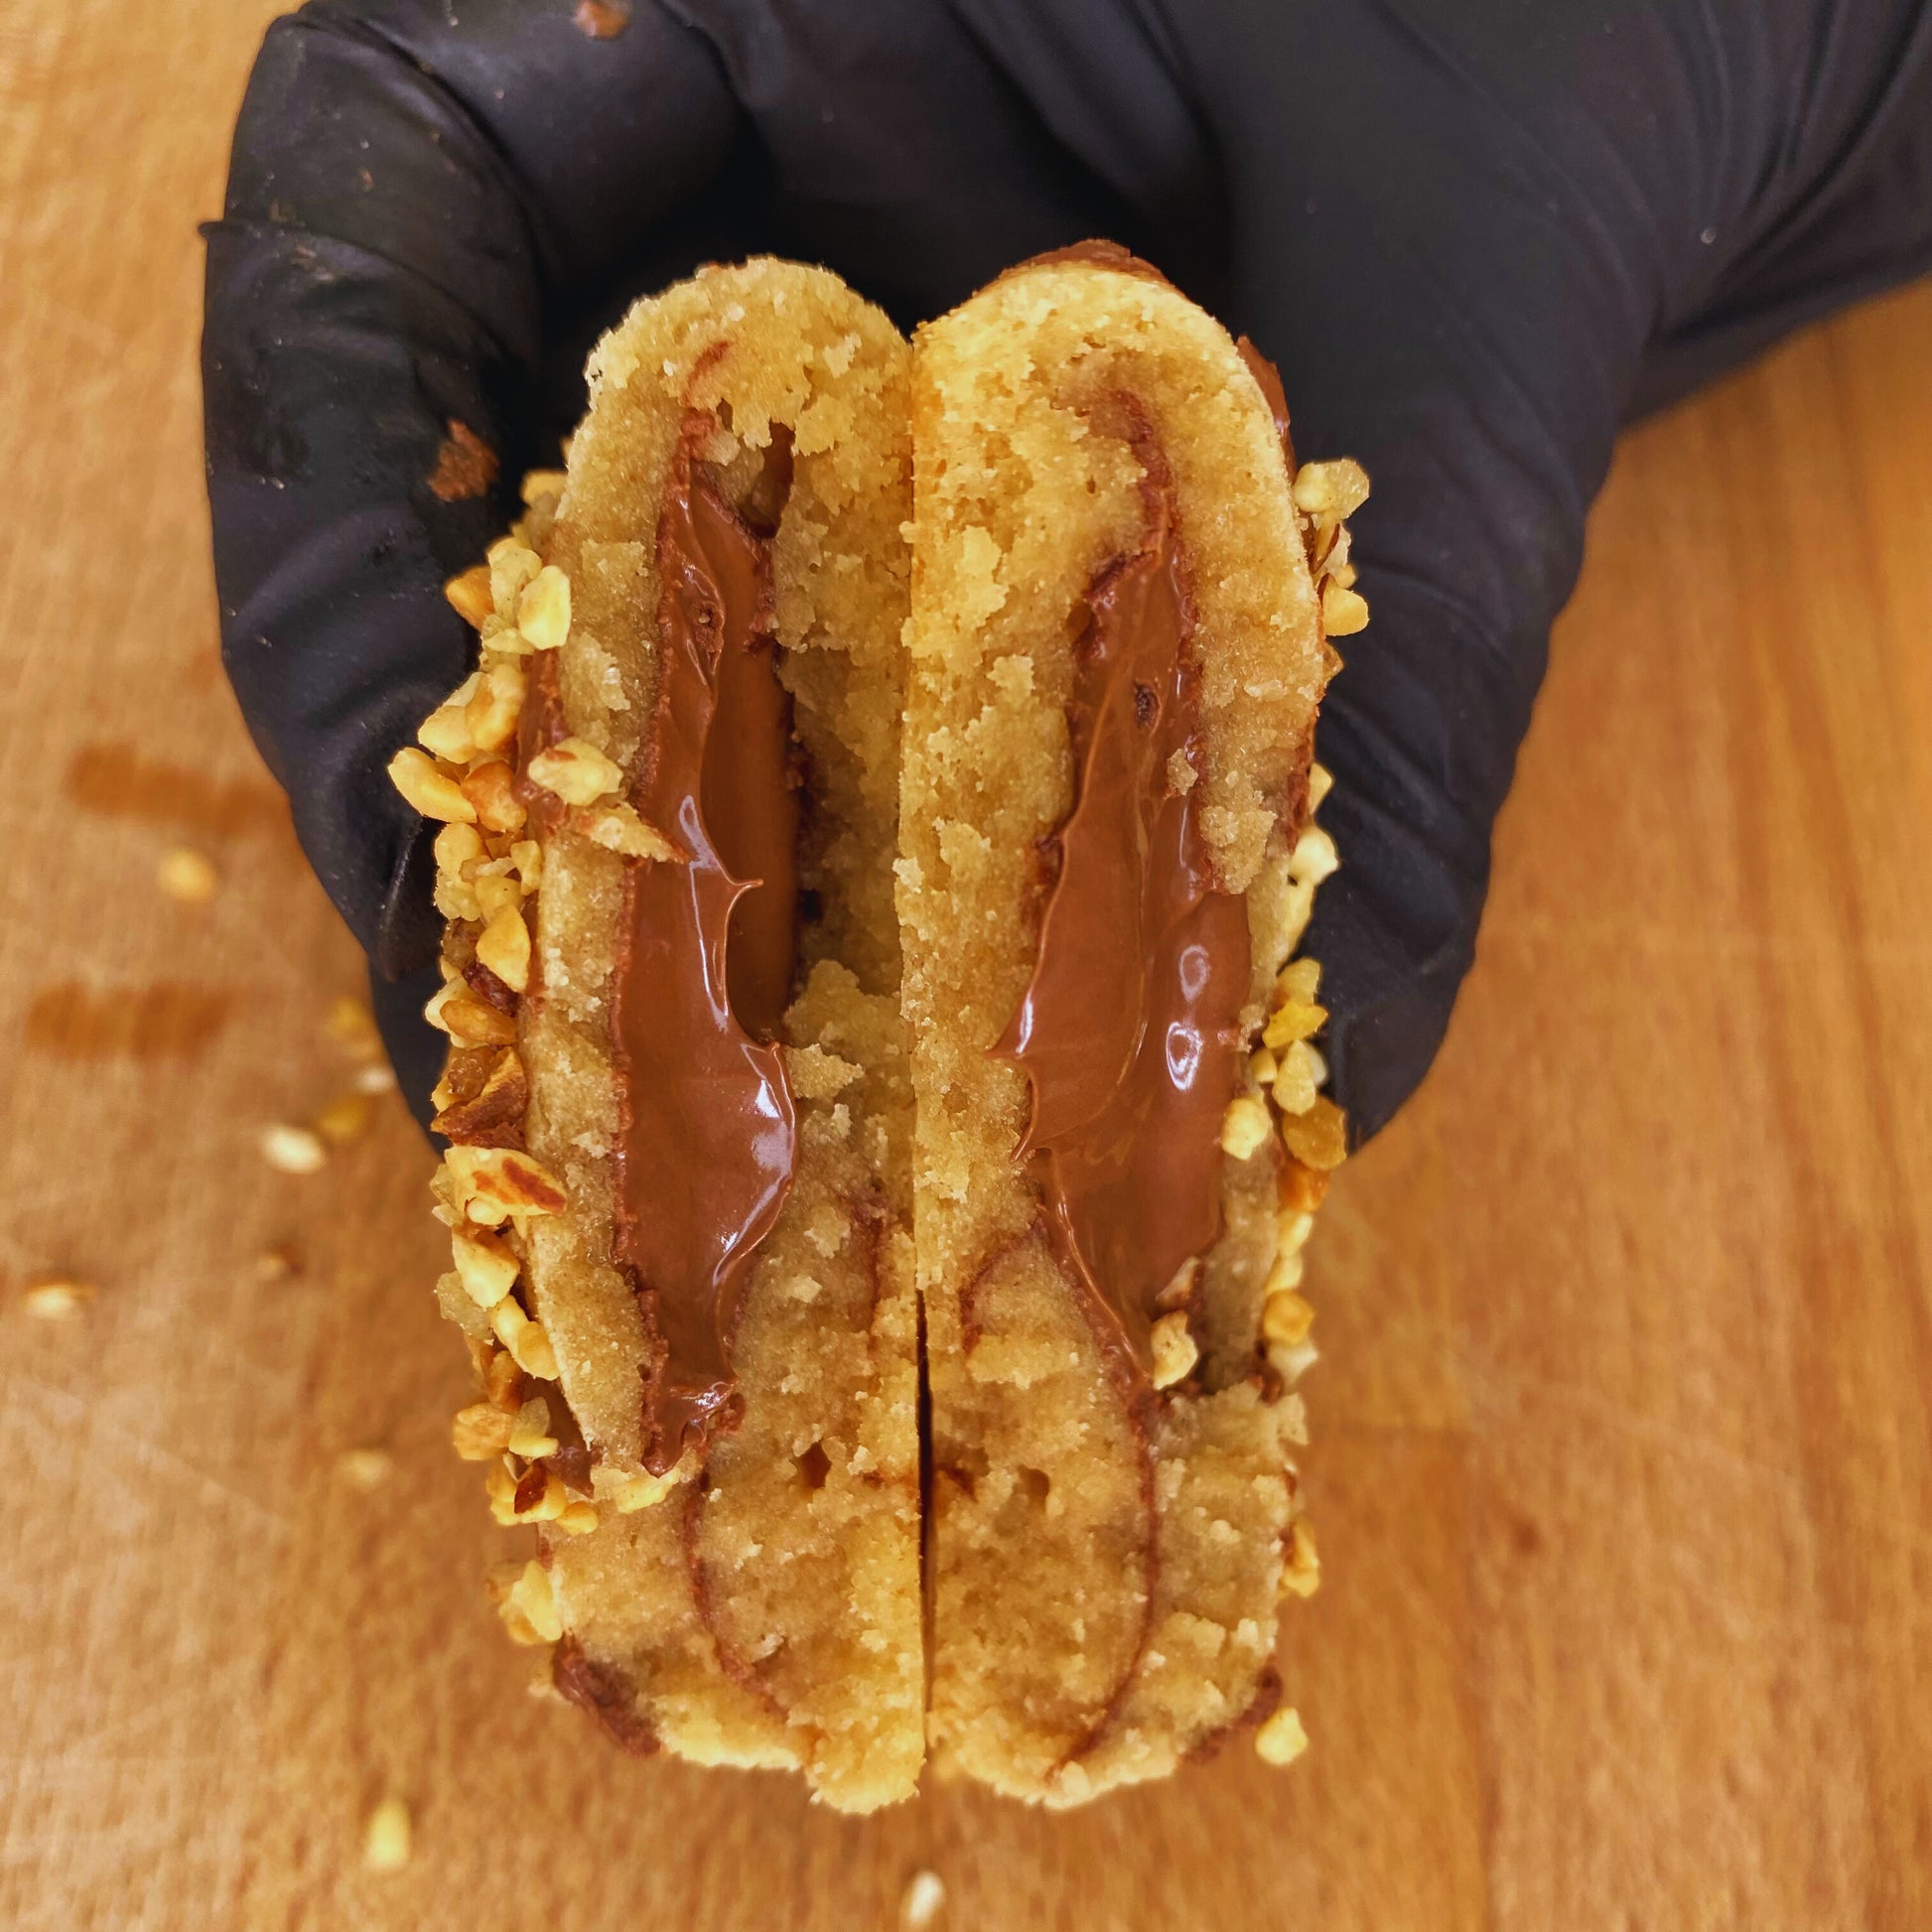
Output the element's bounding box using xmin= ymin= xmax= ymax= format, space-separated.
xmin=525 ymin=737 xmax=621 ymax=805
xmin=387 ymin=747 xmax=475 ymax=822
xmin=516 ymin=562 xmax=571 ymax=649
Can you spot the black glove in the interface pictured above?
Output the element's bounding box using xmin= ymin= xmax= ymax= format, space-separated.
xmin=204 ymin=0 xmax=1932 ymax=1139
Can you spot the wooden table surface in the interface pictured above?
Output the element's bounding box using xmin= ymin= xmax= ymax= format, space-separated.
xmin=5 ymin=4 xmax=1931 ymax=1927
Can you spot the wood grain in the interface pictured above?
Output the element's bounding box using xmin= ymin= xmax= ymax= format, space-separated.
xmin=3 ymin=3 xmax=1929 ymax=1926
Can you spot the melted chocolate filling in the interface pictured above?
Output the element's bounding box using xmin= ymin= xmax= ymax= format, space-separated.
xmin=994 ymin=416 xmax=1252 ymax=1380
xmin=613 ymin=413 xmax=801 ymax=1472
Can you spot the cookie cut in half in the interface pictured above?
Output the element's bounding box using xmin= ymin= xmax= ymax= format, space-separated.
xmin=394 ymin=260 xmax=923 ymax=1812
xmin=392 ymin=247 xmax=1366 ymax=1810
xmin=900 ymin=243 xmax=1359 ymax=1803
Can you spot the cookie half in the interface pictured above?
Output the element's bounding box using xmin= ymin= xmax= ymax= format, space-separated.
xmin=900 ymin=244 xmax=1366 ymax=1803
xmin=393 ymin=261 xmax=923 ymax=1811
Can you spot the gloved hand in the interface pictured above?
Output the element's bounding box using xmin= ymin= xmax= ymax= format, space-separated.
xmin=204 ymin=0 xmax=1932 ymax=1140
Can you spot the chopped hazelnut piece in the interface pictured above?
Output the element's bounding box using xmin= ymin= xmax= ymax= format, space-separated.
xmin=504 ymin=1559 xmax=564 ymax=1642
xmin=424 ymin=980 xmax=519 ymax=1047
xmin=507 ymin=1394 xmax=558 ymax=1458
xmin=1280 ymin=1520 xmax=1321 ymax=1599
xmin=460 ymin=759 xmax=526 ymax=833
xmin=260 ymin=1124 xmax=327 ymax=1174
xmin=1219 ymin=1094 xmax=1273 ymax=1161
xmin=1264 ymin=1245 xmax=1307 ymax=1296
xmin=1280 ymin=1156 xmax=1329 ymax=1214
xmin=1281 ymin=1095 xmax=1347 ymax=1172
xmin=387 ymin=747 xmax=476 ymax=824
xmin=482 ymin=1345 xmax=522 ymax=1411
xmin=445 ymin=563 xmax=494 ymax=628
xmin=474 ymin=903 xmax=531 ymax=993
xmin=1262 ymin=1289 xmax=1315 ymax=1348
xmin=1321 ymin=580 xmax=1370 ymax=637
xmin=465 ymin=655 xmax=525 ymax=754
xmin=1154 ymin=1256 xmax=1200 ymax=1312
xmin=1268 ymin=1336 xmax=1320 ymax=1390
xmin=1291 ymin=457 xmax=1370 ymax=520
xmin=490 ymin=1302 xmax=560 ymax=1380
xmin=433 ymin=819 xmax=485 ymax=890
xmin=417 ymin=673 xmax=481 ymax=761
xmin=1289 ymin=823 xmax=1339 ymax=886
xmin=556 ymin=1500 xmax=600 ymax=1535
xmin=1271 ymin=1039 xmax=1319 ymax=1116
xmin=362 ymin=1797 xmax=412 ymax=1871
xmin=516 ymin=564 xmax=572 ymax=649
xmin=487 ymin=538 xmax=541 ymax=616
xmin=1263 ymin=979 xmax=1327 ymax=1051
xmin=156 ymin=847 xmax=217 ymax=903
xmin=519 ymin=468 xmax=567 ymax=504
xmin=1149 ymin=1311 xmax=1198 ymax=1390
xmin=526 ymin=736 xmax=621 ymax=806
xmin=445 ymin=1146 xmax=565 ymax=1225
xmin=451 ymin=1226 xmax=518 ymax=1308
xmin=1254 ymin=1706 xmax=1311 ymax=1767
xmin=451 ymin=1403 xmax=515 ymax=1460
xmin=22 ymin=1279 xmax=96 ymax=1319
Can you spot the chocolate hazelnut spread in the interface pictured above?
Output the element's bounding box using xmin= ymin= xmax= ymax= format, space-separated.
xmin=612 ymin=412 xmax=801 ymax=1471
xmin=994 ymin=414 xmax=1252 ymax=1381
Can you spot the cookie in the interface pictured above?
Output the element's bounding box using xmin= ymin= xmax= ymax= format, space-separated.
xmin=392 ymin=259 xmax=924 ymax=1812
xmin=391 ymin=247 xmax=1367 ymax=1810
xmin=899 ymin=243 xmax=1363 ymax=1803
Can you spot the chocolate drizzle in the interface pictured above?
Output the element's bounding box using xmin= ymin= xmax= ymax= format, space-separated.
xmin=993 ymin=410 xmax=1252 ymax=1382
xmin=612 ymin=410 xmax=801 ymax=1473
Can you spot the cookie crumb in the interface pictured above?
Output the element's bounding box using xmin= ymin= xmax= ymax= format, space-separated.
xmin=254 ymin=1243 xmax=302 ymax=1283
xmin=1254 ymin=1706 xmax=1309 ymax=1767
xmin=362 ymin=1796 xmax=412 ymax=1871
xmin=23 ymin=1279 xmax=96 ymax=1319
xmin=261 ymin=1124 xmax=327 ymax=1174
xmin=324 ymin=996 xmax=383 ymax=1060
xmin=338 ymin=1448 xmax=393 ymax=1492
xmin=900 ymin=1870 xmax=945 ymax=1929
xmin=315 ymin=1093 xmax=373 ymax=1146
xmin=156 ymin=847 xmax=217 ymax=903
